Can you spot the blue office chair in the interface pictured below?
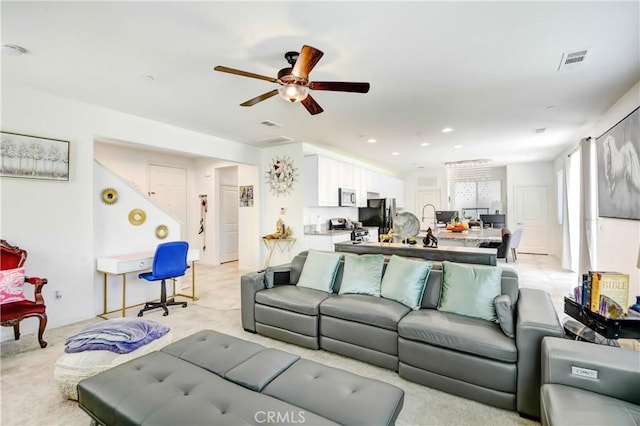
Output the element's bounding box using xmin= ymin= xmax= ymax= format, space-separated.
xmin=138 ymin=241 xmax=189 ymax=317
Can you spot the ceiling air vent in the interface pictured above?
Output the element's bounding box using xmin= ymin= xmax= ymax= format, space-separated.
xmin=558 ymin=49 xmax=588 ymax=71
xmin=259 ymin=120 xmax=282 ymax=128
xmin=533 ymin=128 xmax=546 ymax=135
xmin=255 ymin=135 xmax=294 ymax=144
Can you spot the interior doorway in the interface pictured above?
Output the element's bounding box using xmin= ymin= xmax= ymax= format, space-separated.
xmin=514 ymin=185 xmax=548 ymax=254
xmin=217 ymin=166 xmax=239 ymax=264
xmin=149 ymin=164 xmax=188 ymax=241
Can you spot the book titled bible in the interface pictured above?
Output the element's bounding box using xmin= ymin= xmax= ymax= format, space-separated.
xmin=589 ymin=272 xmax=629 ymax=318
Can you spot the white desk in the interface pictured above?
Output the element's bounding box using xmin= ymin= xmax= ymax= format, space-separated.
xmin=96 ymin=249 xmax=200 ymax=318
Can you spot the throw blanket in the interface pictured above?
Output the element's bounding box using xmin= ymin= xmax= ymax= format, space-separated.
xmin=64 ymin=318 xmax=170 ymax=354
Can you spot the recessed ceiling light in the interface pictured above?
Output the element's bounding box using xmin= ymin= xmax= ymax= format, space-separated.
xmin=367 ymin=138 xmax=377 ymax=143
xmin=454 ymin=145 xmax=463 ymax=149
xmin=391 ymin=152 xmax=399 ymax=156
xmin=420 ymin=142 xmax=430 ymax=146
xmin=442 ymin=127 xmax=454 ymax=133
xmin=2 ymin=44 xmax=27 ymax=56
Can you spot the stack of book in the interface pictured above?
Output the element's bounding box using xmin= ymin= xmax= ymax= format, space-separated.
xmin=573 ymin=271 xmax=630 ymax=319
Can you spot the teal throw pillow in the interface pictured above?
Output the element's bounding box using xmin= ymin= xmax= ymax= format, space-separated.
xmin=296 ymin=250 xmax=343 ymax=293
xmin=494 ymin=294 xmax=515 ymax=338
xmin=339 ymin=254 xmax=385 ymax=297
xmin=438 ymin=261 xmax=502 ymax=322
xmin=380 ymin=255 xmax=432 ymax=310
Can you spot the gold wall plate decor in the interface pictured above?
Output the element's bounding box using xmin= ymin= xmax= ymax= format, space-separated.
xmin=101 ymin=187 xmax=119 ymax=205
xmin=128 ymin=208 xmax=146 ymax=226
xmin=155 ymin=225 xmax=168 ymax=239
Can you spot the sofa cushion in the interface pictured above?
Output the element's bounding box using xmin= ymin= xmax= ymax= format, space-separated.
xmin=320 ymin=294 xmax=411 ymax=331
xmin=381 ymin=255 xmax=432 ymax=310
xmin=541 ymin=384 xmax=640 ymax=426
xmin=256 ymin=285 xmax=331 ymax=316
xmin=263 ymin=358 xmax=404 ymax=426
xmin=339 ymin=254 xmax=384 ymax=297
xmin=297 ymin=250 xmax=342 ymax=293
xmin=438 ymin=261 xmax=501 ymax=322
xmin=398 ymin=309 xmax=517 ymax=363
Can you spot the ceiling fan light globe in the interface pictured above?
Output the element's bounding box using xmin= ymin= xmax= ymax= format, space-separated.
xmin=278 ymin=84 xmax=308 ymax=103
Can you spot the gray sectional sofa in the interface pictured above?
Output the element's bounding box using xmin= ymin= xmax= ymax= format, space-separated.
xmin=241 ymin=250 xmax=564 ymax=419
xmin=540 ymin=336 xmax=640 ymax=426
xmin=78 ymin=330 xmax=405 ymax=425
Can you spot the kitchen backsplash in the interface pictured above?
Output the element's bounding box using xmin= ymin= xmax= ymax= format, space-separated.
xmin=304 ymin=206 xmax=359 ymax=230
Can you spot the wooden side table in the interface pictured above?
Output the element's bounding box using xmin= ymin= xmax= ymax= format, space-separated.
xmin=262 ymin=238 xmax=296 ymax=268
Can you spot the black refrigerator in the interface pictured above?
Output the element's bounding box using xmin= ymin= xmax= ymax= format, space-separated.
xmin=358 ymin=198 xmax=393 ymax=235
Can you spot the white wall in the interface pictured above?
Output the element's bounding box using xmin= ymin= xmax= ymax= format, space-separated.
xmin=506 ymin=162 xmax=557 ymax=256
xmin=584 ymin=81 xmax=640 ymax=299
xmin=94 ymin=161 xmax=182 ymax=311
xmin=94 ymin=142 xmax=200 ymax=245
xmin=1 ymin=86 xmax=261 ymax=341
xmin=400 ymin=167 xmax=449 ymax=218
xmin=261 ymin=144 xmax=305 ymax=266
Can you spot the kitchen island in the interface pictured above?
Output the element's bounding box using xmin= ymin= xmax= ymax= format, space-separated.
xmin=425 ymin=228 xmax=502 ymax=248
xmin=334 ymin=241 xmax=497 ymax=266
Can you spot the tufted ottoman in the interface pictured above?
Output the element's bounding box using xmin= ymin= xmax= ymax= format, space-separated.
xmin=78 ymin=330 xmax=404 ymax=425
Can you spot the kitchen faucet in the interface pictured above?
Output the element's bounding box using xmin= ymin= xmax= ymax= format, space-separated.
xmin=421 ymin=204 xmax=437 ymax=231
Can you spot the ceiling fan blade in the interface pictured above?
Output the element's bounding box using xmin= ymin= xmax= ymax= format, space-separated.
xmin=301 ymin=95 xmax=324 ymax=115
xmin=292 ymin=45 xmax=324 ymax=80
xmin=240 ymin=89 xmax=279 ymax=107
xmin=309 ymin=81 xmax=370 ymax=93
xmin=214 ymin=66 xmax=277 ymax=83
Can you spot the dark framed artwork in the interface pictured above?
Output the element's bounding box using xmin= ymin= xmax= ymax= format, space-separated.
xmin=596 ymin=107 xmax=640 ymax=220
xmin=0 ymin=131 xmax=70 ymax=181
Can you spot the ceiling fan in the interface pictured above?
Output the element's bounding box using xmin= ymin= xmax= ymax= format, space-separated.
xmin=214 ymin=45 xmax=370 ymax=115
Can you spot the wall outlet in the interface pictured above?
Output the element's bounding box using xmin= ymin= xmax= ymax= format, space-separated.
xmin=54 ymin=290 xmax=62 ymax=301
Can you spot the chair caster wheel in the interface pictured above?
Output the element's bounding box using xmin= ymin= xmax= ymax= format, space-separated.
xmin=163 ymin=311 xmax=169 ymax=316
xmin=137 ymin=312 xmax=143 ymax=317
xmin=182 ymin=303 xmax=187 ymax=308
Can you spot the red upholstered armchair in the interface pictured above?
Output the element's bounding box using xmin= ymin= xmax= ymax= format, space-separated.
xmin=0 ymin=239 xmax=48 ymax=348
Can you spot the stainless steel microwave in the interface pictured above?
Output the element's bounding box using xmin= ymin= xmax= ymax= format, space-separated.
xmin=339 ymin=188 xmax=356 ymax=206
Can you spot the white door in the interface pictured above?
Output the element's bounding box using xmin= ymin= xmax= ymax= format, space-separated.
xmin=514 ymin=185 xmax=548 ymax=254
xmin=149 ymin=164 xmax=188 ymax=240
xmin=220 ymin=185 xmax=239 ymax=263
xmin=416 ymin=190 xmax=441 ymax=230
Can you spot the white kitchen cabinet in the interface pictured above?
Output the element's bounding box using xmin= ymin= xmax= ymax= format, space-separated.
xmin=304 ymin=155 xmax=339 ymax=206
xmin=304 ymin=232 xmax=352 ymax=251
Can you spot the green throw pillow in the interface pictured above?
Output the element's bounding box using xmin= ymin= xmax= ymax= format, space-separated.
xmin=438 ymin=261 xmax=502 ymax=322
xmin=296 ymin=250 xmax=343 ymax=293
xmin=380 ymin=255 xmax=432 ymax=310
xmin=339 ymin=254 xmax=385 ymax=297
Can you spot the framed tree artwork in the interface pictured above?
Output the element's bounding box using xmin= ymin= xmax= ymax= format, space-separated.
xmin=0 ymin=131 xmax=70 ymax=181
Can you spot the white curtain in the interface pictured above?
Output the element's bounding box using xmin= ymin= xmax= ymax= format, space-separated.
xmin=562 ymin=148 xmax=582 ymax=272
xmin=579 ymin=137 xmax=597 ymax=272
xmin=561 ymin=154 xmax=573 ymax=270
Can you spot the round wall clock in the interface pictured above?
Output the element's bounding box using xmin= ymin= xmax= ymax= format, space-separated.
xmin=266 ymin=156 xmax=298 ymax=196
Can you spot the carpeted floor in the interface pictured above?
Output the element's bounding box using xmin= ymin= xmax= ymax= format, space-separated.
xmin=0 ymin=259 xmax=558 ymax=426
